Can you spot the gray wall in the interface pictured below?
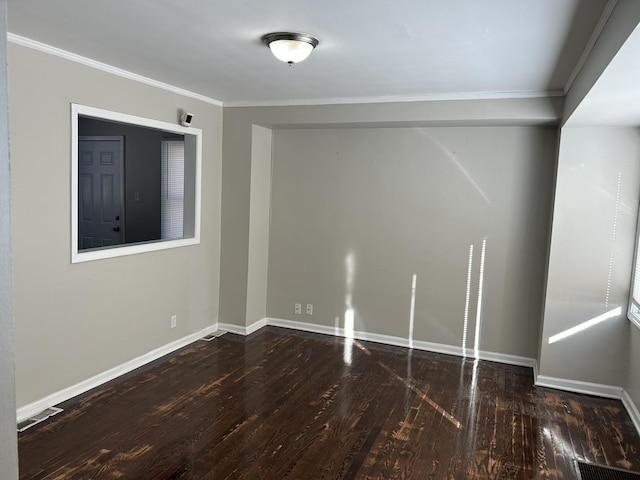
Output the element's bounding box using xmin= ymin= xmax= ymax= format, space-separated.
xmin=245 ymin=125 xmax=272 ymax=325
xmin=267 ymin=127 xmax=557 ymax=357
xmin=540 ymin=127 xmax=640 ymax=385
xmin=0 ymin=0 xmax=19 ymax=476
xmin=78 ymin=117 xmax=181 ymax=243
xmin=563 ymin=0 xmax=640 ymax=125
xmin=221 ymin=97 xmax=562 ymax=328
xmin=9 ymin=43 xmax=222 ymax=407
xmin=627 ymin=325 xmax=640 ymax=407
xmin=5 ymin=0 xmax=640 ymax=457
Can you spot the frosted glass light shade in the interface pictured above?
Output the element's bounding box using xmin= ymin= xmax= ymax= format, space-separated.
xmin=262 ymin=32 xmax=319 ymax=65
xmin=269 ymin=39 xmax=314 ymax=64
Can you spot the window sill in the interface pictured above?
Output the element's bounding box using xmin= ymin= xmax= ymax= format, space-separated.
xmin=72 ymin=237 xmax=199 ymax=264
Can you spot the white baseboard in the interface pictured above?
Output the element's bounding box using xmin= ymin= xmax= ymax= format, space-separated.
xmin=247 ymin=318 xmax=268 ymax=335
xmin=218 ymin=318 xmax=267 ymax=336
xmin=265 ymin=317 xmax=538 ymax=370
xmin=534 ymin=377 xmax=640 ymax=437
xmin=16 ymin=323 xmax=219 ymax=423
xmin=535 ymin=374 xmax=624 ymax=399
xmin=22 ymin=314 xmax=640 ymax=438
xmin=622 ymin=390 xmax=640 ymax=434
xmin=217 ymin=322 xmax=248 ymax=336
xmin=532 ymin=361 xmax=539 ymax=381
xmin=474 ymin=350 xmax=538 ymax=370
xmin=267 ymin=316 xmax=457 ymax=353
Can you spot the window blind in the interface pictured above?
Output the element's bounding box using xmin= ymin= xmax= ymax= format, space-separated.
xmin=161 ymin=139 xmax=184 ymax=240
xmin=633 ymin=245 xmax=640 ymax=306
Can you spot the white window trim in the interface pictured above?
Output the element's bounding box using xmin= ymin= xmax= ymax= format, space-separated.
xmin=71 ymin=103 xmax=202 ymax=263
xmin=628 ymin=204 xmax=640 ymax=329
xmin=629 ymin=305 xmax=640 ymax=330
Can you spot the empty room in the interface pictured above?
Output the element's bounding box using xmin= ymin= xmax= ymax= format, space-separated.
xmin=2 ymin=1 xmax=640 ymax=479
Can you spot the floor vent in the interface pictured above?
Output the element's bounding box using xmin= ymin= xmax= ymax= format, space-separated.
xmin=17 ymin=406 xmax=63 ymax=433
xmin=578 ymin=461 xmax=640 ymax=480
xmin=201 ymin=330 xmax=227 ymax=342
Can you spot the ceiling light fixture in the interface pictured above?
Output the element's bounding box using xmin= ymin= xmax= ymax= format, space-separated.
xmin=262 ymin=32 xmax=319 ymax=65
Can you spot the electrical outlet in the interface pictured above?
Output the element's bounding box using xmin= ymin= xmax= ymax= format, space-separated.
xmin=306 ymin=304 xmax=313 ymax=315
xmin=171 ymin=314 xmax=177 ymax=328
xmin=294 ymin=303 xmax=302 ymax=315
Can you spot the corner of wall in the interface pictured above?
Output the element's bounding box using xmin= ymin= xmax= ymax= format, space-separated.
xmin=245 ymin=125 xmax=273 ymax=326
xmin=622 ymin=389 xmax=640 ymax=435
xmin=0 ymin=0 xmax=19 ymax=475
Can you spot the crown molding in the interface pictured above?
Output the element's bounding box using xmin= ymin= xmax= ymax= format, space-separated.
xmin=7 ymin=33 xmax=223 ymax=107
xmin=225 ymin=90 xmax=564 ymax=108
xmin=7 ymin=33 xmax=565 ymax=109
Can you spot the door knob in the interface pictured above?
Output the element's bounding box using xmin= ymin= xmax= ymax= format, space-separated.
xmin=113 ymin=226 xmax=120 ymax=232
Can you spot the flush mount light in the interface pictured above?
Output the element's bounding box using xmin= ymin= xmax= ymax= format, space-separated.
xmin=262 ymin=32 xmax=319 ymax=65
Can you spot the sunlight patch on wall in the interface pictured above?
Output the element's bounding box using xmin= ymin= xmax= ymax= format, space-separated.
xmin=462 ymin=245 xmax=474 ymax=357
xmin=474 ymin=239 xmax=487 ymax=358
xmin=344 ymin=252 xmax=356 ymax=365
xmin=605 ymin=172 xmax=622 ymax=308
xmin=548 ymin=306 xmax=622 ymax=345
xmin=408 ymin=274 xmax=417 ymax=349
xmin=461 ymin=239 xmax=487 ymax=359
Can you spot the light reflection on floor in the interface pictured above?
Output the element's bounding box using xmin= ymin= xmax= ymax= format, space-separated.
xmin=353 ymin=339 xmax=463 ymax=429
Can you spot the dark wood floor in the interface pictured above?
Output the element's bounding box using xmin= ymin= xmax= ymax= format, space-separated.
xmin=18 ymin=327 xmax=640 ymax=479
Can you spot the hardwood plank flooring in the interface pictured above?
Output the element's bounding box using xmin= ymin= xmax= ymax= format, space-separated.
xmin=18 ymin=327 xmax=640 ymax=479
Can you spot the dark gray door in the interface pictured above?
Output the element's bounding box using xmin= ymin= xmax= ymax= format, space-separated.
xmin=78 ymin=136 xmax=124 ymax=249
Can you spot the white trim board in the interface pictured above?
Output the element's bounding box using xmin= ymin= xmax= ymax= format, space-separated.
xmin=218 ymin=319 xmax=267 ymax=336
xmin=263 ymin=317 xmax=537 ymax=370
xmin=225 ymin=90 xmax=564 ymax=108
xmin=622 ymin=390 xmax=640 ymax=435
xmin=16 ymin=323 xmax=219 ymax=423
xmin=71 ymin=104 xmax=203 ymax=263
xmin=18 ymin=314 xmax=640 ymax=438
xmin=7 ymin=34 xmax=223 ymax=107
xmin=535 ymin=375 xmax=640 ymax=437
xmin=535 ymin=374 xmax=624 ymax=399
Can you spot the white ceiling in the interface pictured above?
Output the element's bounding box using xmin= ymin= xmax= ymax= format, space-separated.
xmin=7 ymin=0 xmax=609 ymax=106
